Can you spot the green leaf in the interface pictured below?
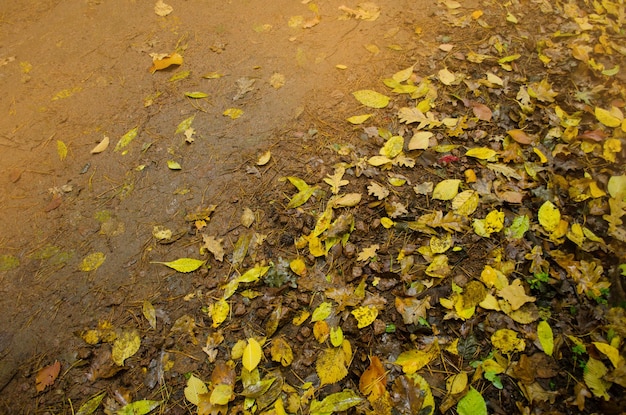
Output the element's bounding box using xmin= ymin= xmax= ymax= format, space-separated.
xmin=311 ymin=301 xmax=333 ymax=322
xmin=114 ymin=127 xmax=138 ymax=152
xmin=537 ymin=320 xmax=554 ymax=356
xmin=116 ymin=400 xmax=161 ymax=415
xmin=151 ymin=258 xmax=206 ymax=272
xmin=505 ymin=215 xmax=530 ymax=239
xmin=0 ymin=254 xmax=20 ymax=271
xmin=76 ymin=392 xmax=106 ymax=415
xmin=288 ymin=187 xmax=317 ymax=208
xmin=310 ymin=389 xmax=363 ymax=414
xmin=167 ymin=160 xmax=182 ymax=170
xmin=457 ymin=387 xmax=487 ymax=415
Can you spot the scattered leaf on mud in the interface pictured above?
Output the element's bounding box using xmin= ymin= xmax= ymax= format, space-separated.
xmin=175 ymin=115 xmax=195 ymax=134
xmin=270 ymin=337 xmax=293 ymax=366
xmin=209 ymin=298 xmax=229 ymax=328
xmin=201 ymin=234 xmax=224 ymax=261
xmin=223 ymin=108 xmax=243 ymax=119
xmin=117 ymin=400 xmax=161 ymax=415
xmin=151 ymin=258 xmax=206 ymax=272
xmin=79 ymin=252 xmax=106 ymax=272
xmin=114 ymin=127 xmax=138 ymax=152
xmin=242 ymin=338 xmax=263 ymax=371
xmin=257 ymin=150 xmax=271 ymax=165
xmin=167 ymin=160 xmax=182 ymax=170
xmin=111 ymin=330 xmax=141 ymax=366
xmin=347 ymin=114 xmax=373 ymax=124
xmin=270 ymin=72 xmax=285 ymax=89
xmin=154 ymin=0 xmax=173 ymax=16
xmin=0 ymin=254 xmax=20 ymax=271
xmin=149 ymin=52 xmax=183 ymax=73
xmin=35 ymin=361 xmax=61 ymax=392
xmin=57 ymin=140 xmax=68 ymax=161
xmin=184 ymin=91 xmax=209 ymax=99
xmin=352 ymin=89 xmax=390 ymax=108
xmin=75 ymin=392 xmax=106 ymax=415
xmin=90 ymin=136 xmax=109 ymax=154
xmin=142 ymin=300 xmax=157 ymax=330
xmin=351 ymin=305 xmax=378 ymax=328
xmin=316 ymin=347 xmax=349 ymax=385
xmin=184 ymin=374 xmax=208 ymax=405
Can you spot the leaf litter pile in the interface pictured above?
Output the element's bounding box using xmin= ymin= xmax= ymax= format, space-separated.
xmin=21 ymin=1 xmax=626 ymax=414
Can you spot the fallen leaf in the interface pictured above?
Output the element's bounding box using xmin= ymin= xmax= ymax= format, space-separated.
xmin=90 ymin=136 xmax=109 ymax=154
xmin=538 ymin=201 xmax=561 ymax=233
xmin=75 ymin=392 xmax=106 ymax=415
xmin=347 ymin=114 xmax=373 ymax=124
xmin=432 ymin=179 xmax=461 ymax=200
xmin=310 ymin=389 xmax=363 ymax=414
xmin=114 ymin=127 xmax=138 ymax=152
xmin=316 ymin=347 xmax=348 ymax=385
xmin=151 ymin=258 xmax=206 ymax=272
xmin=257 ymin=150 xmax=271 ymax=165
xmin=117 ymin=400 xmax=162 ymax=415
xmin=357 ymin=244 xmax=379 ymax=262
xmin=150 ymin=52 xmax=183 ymax=73
xmin=112 ymin=330 xmax=141 ymax=366
xmin=351 ymin=305 xmax=378 ymax=328
xmin=142 ymin=300 xmax=157 ymax=330
xmin=270 ymin=72 xmax=285 ymax=89
xmin=35 ymin=361 xmax=61 ymax=392
xmin=359 ymin=356 xmax=386 ymax=401
xmin=457 ymin=387 xmax=487 ymax=415
xmin=201 ymin=234 xmax=224 ymax=261
xmin=154 ymin=0 xmax=173 ymax=16
xmin=57 ymin=140 xmax=68 ymax=161
xmin=491 ymin=328 xmax=525 ymax=354
xmin=184 ymin=374 xmax=208 ymax=406
xmin=537 ymin=320 xmax=554 ymax=356
xmin=352 ymin=89 xmax=390 ymax=108
xmin=270 ymin=337 xmax=293 ymax=366
xmin=79 ymin=252 xmax=106 ymax=272
xmin=209 ymin=299 xmax=229 ymax=328
xmin=242 ymin=338 xmax=263 ymax=371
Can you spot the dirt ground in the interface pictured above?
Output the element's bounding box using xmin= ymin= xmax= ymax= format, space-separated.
xmin=1 ymin=0 xmax=625 ymax=414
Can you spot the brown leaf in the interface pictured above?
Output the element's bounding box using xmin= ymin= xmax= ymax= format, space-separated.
xmin=44 ymin=195 xmax=62 ymax=212
xmin=471 ymin=102 xmax=492 ymax=121
xmin=210 ymin=361 xmax=236 ymax=386
xmin=35 ymin=361 xmax=61 ymax=392
xmin=507 ymin=129 xmax=533 ymax=145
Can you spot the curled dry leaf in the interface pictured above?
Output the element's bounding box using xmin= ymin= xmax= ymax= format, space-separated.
xmin=90 ymin=136 xmax=109 ymax=154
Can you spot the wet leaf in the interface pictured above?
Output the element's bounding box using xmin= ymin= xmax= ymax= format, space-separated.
xmin=491 ymin=328 xmax=525 ymax=354
xmin=57 ymin=140 xmax=68 ymax=161
xmin=457 ymin=387 xmax=487 ymax=415
xmin=35 ymin=361 xmax=61 ymax=392
xmin=352 ymin=89 xmax=390 ymax=108
xmin=79 ymin=252 xmax=106 ymax=272
xmin=117 ymin=400 xmax=161 ymax=415
xmin=351 ymin=305 xmax=378 ymax=328
xmin=537 ymin=320 xmax=554 ymax=356
xmin=209 ymin=298 xmax=229 ymax=328
xmin=538 ymin=201 xmax=560 ymax=233
xmin=289 ymin=257 xmax=307 ymax=277
xmin=395 ymin=345 xmax=439 ymax=374
xmin=91 ymin=136 xmax=109 ymax=154
xmin=237 ymin=264 xmax=269 ymax=283
xmin=76 ymin=392 xmax=106 ymax=415
xmin=242 ymin=338 xmax=262 ymax=371
xmin=111 ymin=330 xmax=141 ymax=366
xmin=311 ymin=301 xmax=332 ymax=322
xmin=270 ymin=337 xmax=293 ymax=366
xmin=151 ymin=258 xmax=205 ymax=273
xmin=316 ymin=347 xmax=348 ymax=385
xmin=359 ymin=356 xmax=386 ymax=400
xmin=114 ymin=127 xmax=138 ymax=152
xmin=142 ymin=300 xmax=156 ymax=330
xmin=432 ymin=179 xmax=461 ymax=200
xmin=310 ymin=389 xmax=363 ymax=414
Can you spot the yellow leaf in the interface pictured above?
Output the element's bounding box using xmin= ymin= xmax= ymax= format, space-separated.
xmin=352 ymin=89 xmax=390 ymax=108
xmin=498 ymin=279 xmax=536 ymax=310
xmin=151 ymin=258 xmax=205 ymax=273
xmin=380 ymin=135 xmax=404 ymax=158
xmin=430 ymin=233 xmax=452 ymax=253
xmin=392 ymin=65 xmax=415 ymax=82
xmin=332 ymin=193 xmax=362 ymax=207
xmin=209 ymin=298 xmax=229 ymax=328
xmin=150 ymin=52 xmax=183 ymax=73
xmin=223 ymin=108 xmax=243 ymax=119
xmin=465 ymin=147 xmax=496 ymax=160
xmin=452 ymin=190 xmax=479 ymax=216
xmin=351 ymin=305 xmax=378 ymax=328
xmin=184 ymin=374 xmax=208 ymax=406
xmin=438 ymin=68 xmax=456 ymax=85
xmin=114 ymin=127 xmax=138 ymax=152
xmin=289 ymin=257 xmax=307 ymax=277
xmin=316 ymin=347 xmax=348 ymax=385
xmin=381 ymin=217 xmax=395 ymax=228
xmin=584 ymin=358 xmax=610 ymax=400
xmin=425 ymin=254 xmax=451 ymax=278
xmin=593 ymin=342 xmax=622 ymax=368
xmin=237 ymin=265 xmax=270 ymax=283
xmin=111 ymin=330 xmax=141 ymax=366
xmin=368 ymin=155 xmax=393 ymax=167
xmin=594 ymin=107 xmax=621 ymax=127
xmin=432 ymin=179 xmax=461 ymax=200
xmin=292 ymin=310 xmax=310 ymax=326
xmin=314 ymin=320 xmax=330 ymax=343
xmin=90 ymin=136 xmax=109 ymax=154
xmin=311 ymin=301 xmax=332 ymax=322
xmin=447 ymin=372 xmax=468 ymax=394
xmin=167 ymin=160 xmax=182 ymax=170
xmin=270 ymin=337 xmax=293 ymax=366
xmin=491 ymin=328 xmax=525 ymax=354
xmin=175 ymin=115 xmax=195 ymax=134
xmin=537 ymin=320 xmax=554 ymax=356
xmin=538 ymin=201 xmax=561 ymax=233
xmin=210 ymin=383 xmax=233 ymax=405
xmin=408 ymin=131 xmax=432 ymax=150
xmin=357 ymin=244 xmax=379 ymax=262
xmin=269 ymin=72 xmax=285 ymax=89
xmin=257 ymin=150 xmax=271 ymax=165
xmin=347 ymin=114 xmax=373 ymax=124
xmin=395 ymin=344 xmax=439 ymax=374
xmin=57 ymin=140 xmax=68 ymax=161
xmin=142 ymin=300 xmax=157 ymax=330
xmin=79 ymin=252 xmax=106 ymax=272
xmin=242 ymin=338 xmax=262 ymax=371
xmin=330 ymin=326 xmax=344 ymax=347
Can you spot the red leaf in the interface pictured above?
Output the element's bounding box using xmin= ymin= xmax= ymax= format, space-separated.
xmin=35 ymin=361 xmax=61 ymax=392
xmin=438 ymin=155 xmax=459 ymax=164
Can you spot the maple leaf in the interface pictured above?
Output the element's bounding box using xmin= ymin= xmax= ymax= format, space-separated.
xmin=357 ymin=244 xmax=379 ymax=262
xmin=397 ymin=107 xmax=442 ymax=128
xmin=324 ymin=166 xmax=349 ymax=194
xmin=528 ymin=79 xmax=558 ymax=103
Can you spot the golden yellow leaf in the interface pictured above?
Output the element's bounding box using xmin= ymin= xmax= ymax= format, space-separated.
xmin=142 ymin=300 xmax=157 ymax=330
xmin=357 ymin=244 xmax=379 ymax=262
xmin=316 ymin=347 xmax=348 ymax=385
xmin=57 ymin=140 xmax=68 ymax=161
xmin=498 ymin=279 xmax=536 ymax=311
xmin=289 ymin=257 xmax=307 ymax=277
xmin=465 ymin=147 xmax=497 ymax=160
xmin=351 ymin=305 xmax=378 ymax=328
xmin=537 ymin=320 xmax=554 ymax=356
xmin=452 ymin=190 xmax=479 ymax=216
xmin=150 ymin=52 xmax=183 ymax=73
xmin=151 ymin=258 xmax=205 ymax=273
xmin=270 ymin=337 xmax=293 ymax=366
xmin=594 ymin=106 xmax=621 ymax=127
xmin=347 ymin=114 xmax=373 ymax=124
xmin=395 ymin=344 xmax=439 ymax=374
xmin=184 ymin=374 xmax=208 ymax=406
xmin=242 ymin=338 xmax=262 ymax=371
xmin=352 ymin=89 xmax=390 ymax=108
xmin=223 ymin=108 xmax=243 ymax=119
xmin=114 ymin=127 xmax=138 ymax=152
xmin=593 ymin=342 xmax=622 ymax=368
xmin=330 ymin=326 xmax=343 ymax=347
xmin=111 ymin=330 xmax=141 ymax=366
xmin=433 ymin=179 xmax=461 ymax=200
xmin=446 ymin=372 xmax=468 ymax=395
xmin=79 ymin=252 xmax=106 ymax=272
xmin=209 ymin=298 xmax=229 ymax=328
xmin=311 ymin=301 xmax=332 ymax=322
xmin=538 ymin=201 xmax=560 ymax=233
xmin=584 ymin=358 xmax=610 ymax=400
xmin=257 ymin=150 xmax=271 ymax=165
xmin=426 ymin=254 xmax=451 ymax=278
xmin=314 ymin=320 xmax=330 ymax=343
xmin=292 ymin=310 xmax=310 ymax=326
xmin=430 ymin=233 xmax=452 ymax=253
xmin=491 ymin=328 xmax=525 ymax=354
